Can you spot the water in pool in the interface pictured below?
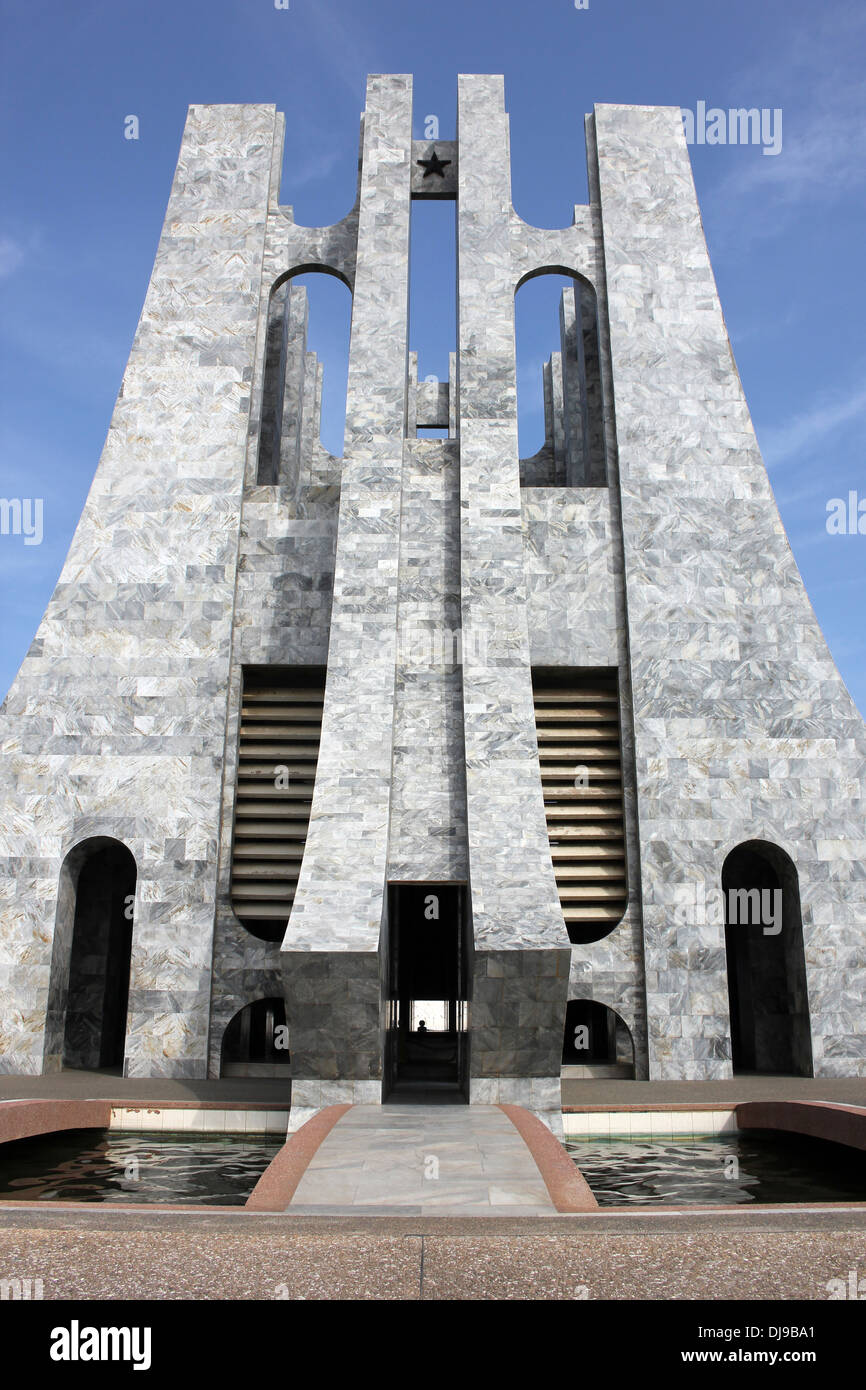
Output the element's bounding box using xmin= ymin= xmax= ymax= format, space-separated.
xmin=565 ymin=1131 xmax=866 ymax=1206
xmin=0 ymin=1129 xmax=282 ymax=1206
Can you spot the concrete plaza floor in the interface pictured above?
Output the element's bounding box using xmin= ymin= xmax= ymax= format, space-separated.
xmin=0 ymin=1071 xmax=292 ymax=1106
xmin=560 ymin=1075 xmax=866 ymax=1107
xmin=1 ymin=1206 xmax=865 ymax=1300
xmin=2 ymin=1068 xmax=865 ymax=1108
xmin=2 ymin=1072 xmax=865 ymax=1300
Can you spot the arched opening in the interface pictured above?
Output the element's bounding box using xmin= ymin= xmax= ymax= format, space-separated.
xmin=723 ymin=841 xmax=812 ymax=1077
xmin=257 ymin=269 xmax=352 ymax=486
xmin=60 ymin=839 xmax=136 ymax=1072
xmin=562 ymin=999 xmax=635 ymax=1079
xmin=515 ymin=270 xmax=606 ymax=487
xmin=220 ymin=997 xmax=291 ymax=1078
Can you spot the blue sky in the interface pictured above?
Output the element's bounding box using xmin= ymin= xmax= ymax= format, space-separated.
xmin=1 ymin=0 xmax=864 ymax=712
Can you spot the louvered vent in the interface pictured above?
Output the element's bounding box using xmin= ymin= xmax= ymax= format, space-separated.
xmin=230 ymin=670 xmax=324 ymax=943
xmin=533 ymin=672 xmax=627 ymax=944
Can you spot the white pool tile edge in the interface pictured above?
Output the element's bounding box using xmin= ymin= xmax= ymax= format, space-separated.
xmin=109 ymin=1107 xmax=289 ymax=1135
xmin=106 ymin=1106 xmax=739 ymax=1140
xmin=563 ymin=1109 xmax=739 ymax=1140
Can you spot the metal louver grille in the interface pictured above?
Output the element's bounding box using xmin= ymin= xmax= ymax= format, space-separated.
xmin=230 ymin=674 xmax=324 ymax=942
xmin=533 ymin=672 xmax=627 ymax=944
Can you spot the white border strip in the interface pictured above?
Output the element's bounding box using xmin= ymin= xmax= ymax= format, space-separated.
xmin=563 ymin=1109 xmax=739 ymax=1139
xmin=109 ymin=1107 xmax=288 ymax=1135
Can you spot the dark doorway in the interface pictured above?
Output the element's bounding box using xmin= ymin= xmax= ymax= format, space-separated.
xmin=63 ymin=842 xmax=136 ymax=1071
xmin=385 ymin=883 xmax=468 ymax=1100
xmin=723 ymin=841 xmax=812 ymax=1077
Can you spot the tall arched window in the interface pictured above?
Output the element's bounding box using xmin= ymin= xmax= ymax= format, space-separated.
xmin=515 ymin=271 xmax=607 ymax=487
xmin=256 ymin=270 xmax=351 ymax=487
xmin=723 ymin=840 xmax=812 ymax=1076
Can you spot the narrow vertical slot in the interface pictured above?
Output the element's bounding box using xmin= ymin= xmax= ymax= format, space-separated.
xmin=408 ymin=200 xmax=457 ymax=437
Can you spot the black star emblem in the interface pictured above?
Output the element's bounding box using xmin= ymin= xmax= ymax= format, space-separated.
xmin=417 ymin=147 xmax=452 ymax=179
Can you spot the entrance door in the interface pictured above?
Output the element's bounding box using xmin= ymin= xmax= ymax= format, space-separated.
xmin=385 ymin=883 xmax=468 ymax=1100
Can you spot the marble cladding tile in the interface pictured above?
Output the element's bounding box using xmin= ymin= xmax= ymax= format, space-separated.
xmin=387 ymin=439 xmax=468 ymax=882
xmin=522 ymin=488 xmax=619 ymax=667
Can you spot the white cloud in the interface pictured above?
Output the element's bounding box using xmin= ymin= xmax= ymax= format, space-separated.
xmin=699 ymin=9 xmax=866 ymax=244
xmin=712 ymin=107 xmax=866 ymax=214
xmin=0 ymin=237 xmax=26 ymax=279
xmin=728 ymin=301 xmax=802 ymax=347
xmin=285 ymin=146 xmax=343 ymax=194
xmin=304 ymin=0 xmax=373 ymax=104
xmin=758 ymin=378 xmax=866 ymax=467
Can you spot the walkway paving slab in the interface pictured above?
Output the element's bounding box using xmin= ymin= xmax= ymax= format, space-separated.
xmin=287 ymin=1105 xmax=557 ymax=1215
xmin=561 ymin=1076 xmax=866 ymax=1107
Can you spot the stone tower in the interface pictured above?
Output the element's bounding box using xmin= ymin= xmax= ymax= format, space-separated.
xmin=1 ymin=76 xmax=864 ymax=1129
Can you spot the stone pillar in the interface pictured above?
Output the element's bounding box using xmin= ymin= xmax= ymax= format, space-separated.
xmin=281 ymin=75 xmax=413 ymax=1122
xmin=592 ymin=103 xmax=866 ymax=1078
xmin=456 ymin=75 xmax=571 ymax=1127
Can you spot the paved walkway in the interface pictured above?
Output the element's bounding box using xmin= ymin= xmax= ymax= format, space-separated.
xmin=4 ymin=1070 xmax=865 ymax=1109
xmin=562 ymin=1075 xmax=866 ymax=1106
xmin=288 ymin=1105 xmax=557 ymax=1215
xmin=4 ymin=1070 xmax=865 ymax=1111
xmin=0 ymin=1070 xmax=291 ymax=1106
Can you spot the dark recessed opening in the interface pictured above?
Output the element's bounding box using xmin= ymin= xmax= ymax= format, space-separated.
xmin=63 ymin=841 xmax=136 ymax=1072
xmin=385 ymin=882 xmax=468 ymax=1101
xmin=723 ymin=841 xmax=812 ymax=1077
